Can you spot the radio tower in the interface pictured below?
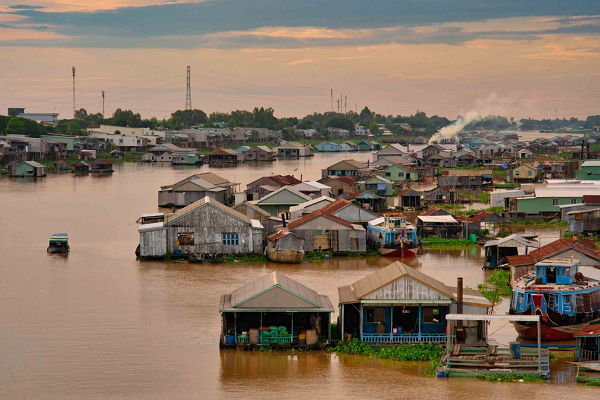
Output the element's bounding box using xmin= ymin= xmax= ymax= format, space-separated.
xmin=185 ymin=66 xmax=192 ymax=110
xmin=102 ymin=91 xmax=105 ymax=120
xmin=72 ymin=66 xmax=76 ymax=119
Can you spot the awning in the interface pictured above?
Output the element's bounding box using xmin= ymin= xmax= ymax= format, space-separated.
xmin=417 ymin=215 xmax=458 ymax=223
xmin=446 ymin=313 xmax=539 ymax=322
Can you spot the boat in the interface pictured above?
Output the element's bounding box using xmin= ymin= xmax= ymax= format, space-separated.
xmin=266 ymin=230 xmax=305 ymax=263
xmin=510 ymin=258 xmax=600 ymax=341
xmin=367 ymin=213 xmax=418 ymax=257
xmin=47 ymin=233 xmax=70 ymax=253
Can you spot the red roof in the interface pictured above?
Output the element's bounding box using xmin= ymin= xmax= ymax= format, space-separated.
xmin=394 ymin=164 xmax=418 ymax=173
xmin=583 ymin=195 xmax=600 ymax=204
xmin=267 ymin=229 xmax=302 ymax=242
xmin=421 ymin=208 xmax=450 ymax=216
xmin=468 ymin=211 xmax=499 ymax=223
xmin=287 ymin=208 xmax=353 ymax=229
xmin=398 ymin=188 xmax=419 ymax=196
xmin=319 ymin=199 xmax=351 ymax=214
xmin=505 ymin=254 xmax=536 ymax=267
xmin=330 ymin=176 xmax=356 ymax=186
xmin=267 ymin=175 xmax=301 ymax=186
xmin=507 ymin=238 xmax=600 ymax=266
xmin=574 ymin=324 xmax=600 ymax=337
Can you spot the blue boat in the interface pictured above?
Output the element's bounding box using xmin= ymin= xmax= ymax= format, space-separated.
xmin=367 ymin=213 xmax=418 ymax=257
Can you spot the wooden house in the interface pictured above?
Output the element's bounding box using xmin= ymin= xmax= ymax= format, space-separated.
xmin=171 ymin=152 xmax=198 ymax=165
xmin=316 ymin=142 xmax=341 ymax=152
xmin=438 ymin=169 xmax=493 ymax=188
xmin=244 ymin=175 xmax=301 ymax=201
xmin=321 ymin=159 xmax=365 ymax=178
xmin=292 ymin=181 xmax=332 ymax=198
xmin=317 ymin=176 xmax=357 ymax=196
xmin=244 ymin=146 xmax=276 ymax=161
xmin=54 ymin=159 xmax=70 ymax=172
xmin=357 ymin=141 xmax=372 ymax=151
xmin=381 ymin=163 xmax=419 ymax=182
xmin=340 ymin=141 xmax=358 ymax=152
xmin=72 ymin=161 xmax=90 ymax=174
xmin=428 ymin=155 xmax=456 ymax=168
xmin=289 ymin=196 xmax=336 ymax=220
xmin=219 ymin=272 xmax=333 ymax=348
xmin=345 ymin=190 xmax=386 ymax=211
xmin=338 ymin=261 xmax=491 ymax=344
xmin=91 ymin=159 xmax=113 ymax=173
xmin=255 ymin=187 xmax=311 ymax=216
xmin=398 ymin=188 xmax=422 ymax=208
xmin=110 ymin=149 xmax=124 ymax=159
xmin=157 ymin=152 xmax=173 ymax=162
xmin=137 ymin=196 xmax=264 ymax=258
xmin=231 ymin=201 xmax=273 ymax=238
xmin=11 ymin=161 xmax=46 ymax=177
xmin=140 ymin=153 xmax=156 ymax=162
xmin=507 ymin=164 xmax=539 ymax=183
xmin=158 ymin=175 xmax=227 ymax=207
xmin=209 ymin=148 xmax=243 ymax=163
xmin=288 ymin=209 xmax=367 ymax=253
xmin=374 ymin=144 xmax=406 ymax=160
xmin=318 ymin=198 xmax=378 ymax=225
xmin=266 ymin=230 xmax=305 ymax=263
xmin=358 ymin=176 xmax=394 ymax=206
xmin=422 ymin=186 xmax=457 ymax=204
xmin=276 ymin=142 xmax=311 ymax=157
xmin=575 ymin=325 xmax=600 ymax=361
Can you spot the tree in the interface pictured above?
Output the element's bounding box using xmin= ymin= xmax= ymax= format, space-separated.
xmin=359 ymin=106 xmax=373 ymax=122
xmin=108 ymin=109 xmax=143 ymax=127
xmin=5 ymin=118 xmax=27 ymax=135
xmin=0 ymin=115 xmax=11 ymax=134
xmin=169 ymin=109 xmax=208 ymax=128
xmin=250 ymin=129 xmax=260 ymax=142
xmin=327 ymin=117 xmax=354 ymax=132
xmin=369 ymin=121 xmax=380 ymax=135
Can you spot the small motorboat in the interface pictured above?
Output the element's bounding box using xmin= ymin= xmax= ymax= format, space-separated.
xmin=47 ymin=233 xmax=70 ymax=253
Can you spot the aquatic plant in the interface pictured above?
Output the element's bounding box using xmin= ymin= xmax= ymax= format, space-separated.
xmin=225 ymin=254 xmax=267 ymax=264
xmin=476 ymin=373 xmax=545 ymax=383
xmin=420 ymin=237 xmax=479 ymax=249
xmin=333 ymin=339 xmax=444 ymax=364
xmin=304 ymin=252 xmax=328 ymax=261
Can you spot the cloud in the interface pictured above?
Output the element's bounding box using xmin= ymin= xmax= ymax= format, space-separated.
xmin=283 ymin=58 xmax=317 ymax=65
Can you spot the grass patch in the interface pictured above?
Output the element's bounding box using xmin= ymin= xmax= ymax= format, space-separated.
xmin=583 ymin=380 xmax=600 ymax=386
xmin=475 ymin=373 xmax=545 ymax=383
xmin=479 ymin=191 xmax=490 ymax=204
xmin=332 ymin=339 xmax=444 ymax=375
xmin=304 ymin=252 xmax=329 ymax=261
xmin=511 ymin=220 xmax=567 ymax=227
xmin=453 ymin=206 xmax=504 ymax=217
xmin=438 ymin=204 xmax=465 ymax=211
xmin=477 ymin=270 xmax=512 ymax=305
xmin=420 ymin=237 xmax=479 ymax=249
xmin=223 ymin=254 xmax=267 ymax=263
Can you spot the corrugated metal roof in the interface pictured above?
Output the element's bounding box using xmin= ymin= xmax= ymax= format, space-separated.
xmin=289 ymin=196 xmax=335 ymax=213
xmin=484 ymin=234 xmax=540 ymax=248
xmin=444 ymin=169 xmax=492 ymax=176
xmin=221 ymin=271 xmax=334 ymax=311
xmin=287 ymin=208 xmax=353 ymax=229
xmin=351 ymin=261 xmax=454 ymax=300
xmin=138 ymin=222 xmax=165 ymax=231
xmin=417 ymin=215 xmax=458 ymax=223
xmin=256 ymin=186 xmax=311 ymax=204
xmin=164 ymin=197 xmax=252 ymax=225
xmin=446 ymin=314 xmax=539 ymax=322
xmin=582 ymin=161 xmax=600 ymax=167
xmin=231 ymin=201 xmax=272 ymax=217
xmin=574 ymin=324 xmax=600 ymax=337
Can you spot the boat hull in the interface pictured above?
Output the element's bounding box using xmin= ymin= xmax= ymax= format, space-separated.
xmin=378 ymin=247 xmax=416 ymax=258
xmin=511 ymin=311 xmax=600 ymax=341
xmin=47 ymin=247 xmax=69 ymax=254
xmin=267 ymin=250 xmax=304 ymax=263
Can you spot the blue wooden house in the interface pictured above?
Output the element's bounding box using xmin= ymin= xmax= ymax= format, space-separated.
xmin=338 ymin=261 xmax=491 ymax=344
xmin=316 ymin=142 xmax=341 ymax=152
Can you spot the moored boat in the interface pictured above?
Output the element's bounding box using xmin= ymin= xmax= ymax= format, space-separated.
xmin=510 ymin=258 xmax=600 ymax=341
xmin=266 ymin=230 xmax=305 ymax=263
xmin=367 ymin=213 xmax=418 ymax=257
xmin=47 ymin=233 xmax=70 ymax=253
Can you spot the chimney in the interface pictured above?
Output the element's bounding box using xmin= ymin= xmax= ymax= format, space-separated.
xmin=281 ymin=213 xmax=286 ymax=228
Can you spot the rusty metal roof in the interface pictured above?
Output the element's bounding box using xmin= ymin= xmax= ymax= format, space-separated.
xmin=220 ymin=271 xmax=334 ymax=311
xmin=574 ymin=324 xmax=600 ymax=337
xmin=287 ymin=208 xmax=353 ymax=229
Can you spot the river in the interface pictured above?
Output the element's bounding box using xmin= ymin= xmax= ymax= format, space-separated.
xmin=0 ymin=153 xmax=597 ymax=399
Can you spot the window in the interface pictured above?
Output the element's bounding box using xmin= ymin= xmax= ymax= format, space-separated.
xmin=552 ymin=199 xmax=559 ymax=206
xmin=398 ymin=172 xmax=404 ymax=177
xmin=515 ymin=170 xmax=519 ymax=175
xmin=366 ymin=308 xmax=385 ymax=323
xmin=571 ymin=199 xmax=577 ymax=204
xmin=222 ymin=233 xmax=239 ymax=246
xmin=423 ymin=308 xmax=441 ymax=323
xmin=385 ymin=172 xmax=391 ymax=177
xmin=177 ymin=232 xmax=194 ymax=245
xmin=528 ymin=171 xmax=532 ymax=176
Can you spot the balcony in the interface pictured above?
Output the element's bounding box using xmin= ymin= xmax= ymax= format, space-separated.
xmin=362 ymin=333 xmax=447 ymax=344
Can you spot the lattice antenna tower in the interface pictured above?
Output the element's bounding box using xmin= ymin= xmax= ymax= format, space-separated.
xmin=185 ymin=66 xmax=192 ymax=110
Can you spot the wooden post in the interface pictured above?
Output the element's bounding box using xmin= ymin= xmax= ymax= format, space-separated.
xmin=418 ymin=306 xmax=422 ymax=340
xmin=537 ymin=317 xmax=542 ymax=374
xmin=291 ymin=313 xmax=294 ymax=340
xmin=390 ymin=305 xmax=394 ymax=341
xmin=234 ymin=312 xmax=237 ymax=341
xmin=359 ymin=303 xmax=363 ymax=339
xmin=340 ymin=305 xmax=345 ymax=341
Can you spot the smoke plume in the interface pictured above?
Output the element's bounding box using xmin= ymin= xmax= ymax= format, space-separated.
xmin=428 ymin=110 xmax=481 ymax=144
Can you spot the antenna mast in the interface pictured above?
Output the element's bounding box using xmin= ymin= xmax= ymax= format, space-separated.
xmin=330 ymin=89 xmax=333 ymax=112
xmin=102 ymin=91 xmax=105 ymax=120
xmin=185 ymin=66 xmax=192 ymax=110
xmin=72 ymin=66 xmax=76 ymax=119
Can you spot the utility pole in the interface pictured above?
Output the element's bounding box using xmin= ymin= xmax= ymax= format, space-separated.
xmin=337 ymin=99 xmax=340 ymax=113
xmin=185 ymin=66 xmax=192 ymax=110
xmin=345 ymin=96 xmax=347 ymax=113
xmin=102 ymin=91 xmax=105 ymax=120
xmin=72 ymin=66 xmax=76 ymax=119
xmin=330 ymin=89 xmax=333 ymax=112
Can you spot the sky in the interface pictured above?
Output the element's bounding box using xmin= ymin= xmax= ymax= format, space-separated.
xmin=1 ymin=1 xmax=600 ymax=121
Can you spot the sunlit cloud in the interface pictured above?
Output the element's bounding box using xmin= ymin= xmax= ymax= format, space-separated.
xmin=283 ymin=58 xmax=317 ymax=66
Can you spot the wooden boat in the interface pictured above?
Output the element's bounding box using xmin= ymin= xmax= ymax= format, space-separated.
xmin=367 ymin=213 xmax=418 ymax=258
xmin=573 ymin=362 xmax=600 ymax=384
xmin=47 ymin=233 xmax=70 ymax=253
xmin=510 ymin=258 xmax=600 ymax=341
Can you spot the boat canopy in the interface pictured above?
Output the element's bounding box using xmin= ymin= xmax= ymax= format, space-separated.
xmin=49 ymin=233 xmax=68 ymax=242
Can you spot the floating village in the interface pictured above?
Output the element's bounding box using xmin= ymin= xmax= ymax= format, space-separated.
xmin=5 ymin=120 xmax=600 ymax=387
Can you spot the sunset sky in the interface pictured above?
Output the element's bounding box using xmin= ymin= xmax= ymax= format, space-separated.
xmin=1 ymin=0 xmax=600 ymax=120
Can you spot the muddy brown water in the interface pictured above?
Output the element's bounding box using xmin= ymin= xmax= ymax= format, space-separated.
xmin=0 ymin=154 xmax=597 ymax=398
